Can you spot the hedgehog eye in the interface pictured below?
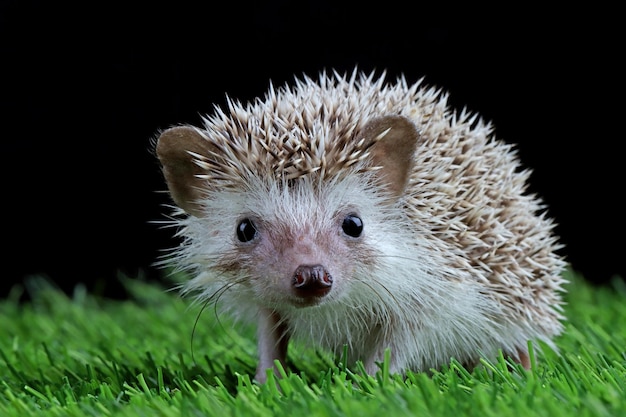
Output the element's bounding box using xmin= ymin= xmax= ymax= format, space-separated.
xmin=236 ymin=218 xmax=258 ymax=242
xmin=342 ymin=214 xmax=363 ymax=238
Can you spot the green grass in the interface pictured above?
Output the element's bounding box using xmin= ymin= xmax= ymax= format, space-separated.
xmin=1 ymin=269 xmax=624 ymax=417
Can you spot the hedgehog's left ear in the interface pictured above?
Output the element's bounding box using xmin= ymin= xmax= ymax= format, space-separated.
xmin=361 ymin=115 xmax=420 ymax=200
xmin=156 ymin=126 xmax=214 ymax=217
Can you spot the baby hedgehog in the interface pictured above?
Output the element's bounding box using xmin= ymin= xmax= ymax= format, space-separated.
xmin=155 ymin=69 xmax=567 ymax=383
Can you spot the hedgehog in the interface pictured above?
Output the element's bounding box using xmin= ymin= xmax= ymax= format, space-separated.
xmin=154 ymin=68 xmax=567 ymax=383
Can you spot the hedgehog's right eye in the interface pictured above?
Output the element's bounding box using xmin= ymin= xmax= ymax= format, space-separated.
xmin=342 ymin=214 xmax=363 ymax=238
xmin=236 ymin=218 xmax=258 ymax=242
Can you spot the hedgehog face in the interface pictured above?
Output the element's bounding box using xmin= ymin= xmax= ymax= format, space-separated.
xmin=156 ymin=114 xmax=421 ymax=310
xmin=171 ymin=171 xmax=390 ymax=310
xmin=227 ymin=178 xmax=372 ymax=308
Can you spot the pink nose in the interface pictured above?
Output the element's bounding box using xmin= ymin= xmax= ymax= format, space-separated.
xmin=293 ymin=264 xmax=333 ymax=297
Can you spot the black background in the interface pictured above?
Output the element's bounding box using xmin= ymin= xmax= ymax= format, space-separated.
xmin=2 ymin=1 xmax=624 ymax=299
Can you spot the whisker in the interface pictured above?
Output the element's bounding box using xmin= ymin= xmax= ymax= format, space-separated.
xmin=190 ymin=295 xmax=213 ymax=364
xmin=189 ymin=277 xmax=248 ymax=364
xmin=355 ymin=277 xmax=400 ymax=307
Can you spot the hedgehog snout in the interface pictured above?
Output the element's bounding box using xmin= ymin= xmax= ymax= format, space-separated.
xmin=292 ymin=264 xmax=333 ymax=298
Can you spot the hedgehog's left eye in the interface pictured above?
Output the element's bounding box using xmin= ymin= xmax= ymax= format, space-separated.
xmin=237 ymin=218 xmax=258 ymax=242
xmin=342 ymin=214 xmax=363 ymax=238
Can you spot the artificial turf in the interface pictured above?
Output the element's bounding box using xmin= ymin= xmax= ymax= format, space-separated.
xmin=1 ymin=268 xmax=624 ymax=416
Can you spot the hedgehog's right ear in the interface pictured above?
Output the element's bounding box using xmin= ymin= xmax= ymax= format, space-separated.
xmin=362 ymin=115 xmax=420 ymax=200
xmin=156 ymin=126 xmax=213 ymax=217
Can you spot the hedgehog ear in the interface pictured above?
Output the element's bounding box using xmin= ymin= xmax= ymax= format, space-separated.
xmin=362 ymin=115 xmax=420 ymax=200
xmin=156 ymin=126 xmax=213 ymax=217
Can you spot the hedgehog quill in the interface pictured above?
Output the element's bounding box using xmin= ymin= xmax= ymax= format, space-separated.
xmin=154 ymin=69 xmax=567 ymax=383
